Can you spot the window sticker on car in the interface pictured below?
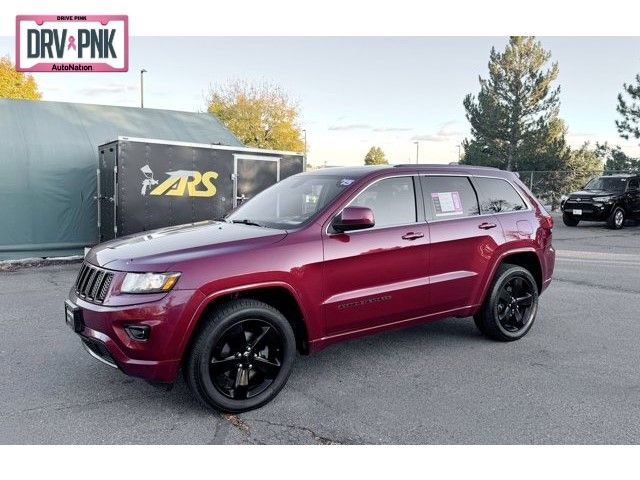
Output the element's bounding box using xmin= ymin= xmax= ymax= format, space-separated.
xmin=339 ymin=179 xmax=355 ymax=186
xmin=432 ymin=191 xmax=463 ymax=216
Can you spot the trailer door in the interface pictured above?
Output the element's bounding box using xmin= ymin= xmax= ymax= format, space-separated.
xmin=97 ymin=144 xmax=117 ymax=242
xmin=233 ymin=154 xmax=280 ymax=207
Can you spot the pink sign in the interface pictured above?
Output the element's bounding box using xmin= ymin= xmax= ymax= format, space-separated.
xmin=15 ymin=15 xmax=128 ymax=72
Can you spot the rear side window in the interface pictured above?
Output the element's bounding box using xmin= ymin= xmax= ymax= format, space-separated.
xmin=350 ymin=176 xmax=417 ymax=228
xmin=473 ymin=177 xmax=528 ymax=214
xmin=420 ymin=176 xmax=479 ymax=220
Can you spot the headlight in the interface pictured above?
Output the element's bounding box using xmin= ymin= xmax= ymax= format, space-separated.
xmin=121 ymin=272 xmax=181 ymax=294
xmin=560 ymin=195 xmax=568 ymax=202
xmin=592 ymin=196 xmax=613 ymax=202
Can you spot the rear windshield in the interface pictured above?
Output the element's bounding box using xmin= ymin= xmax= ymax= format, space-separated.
xmin=584 ymin=177 xmax=628 ymax=192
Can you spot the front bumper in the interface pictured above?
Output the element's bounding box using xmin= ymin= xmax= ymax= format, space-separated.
xmin=67 ymin=288 xmax=205 ymax=383
xmin=561 ymin=201 xmax=613 ymax=221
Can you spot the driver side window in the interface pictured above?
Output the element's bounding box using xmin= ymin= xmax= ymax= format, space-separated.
xmin=629 ymin=178 xmax=639 ymax=191
xmin=350 ymin=176 xmax=417 ymax=228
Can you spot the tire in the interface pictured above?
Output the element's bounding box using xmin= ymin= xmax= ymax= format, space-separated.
xmin=473 ymin=263 xmax=539 ymax=342
xmin=606 ymin=206 xmax=625 ymax=230
xmin=562 ymin=213 xmax=579 ymax=227
xmin=184 ymin=299 xmax=296 ymax=413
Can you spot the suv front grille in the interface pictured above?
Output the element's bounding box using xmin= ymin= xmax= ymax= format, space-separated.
xmin=75 ymin=262 xmax=114 ymax=303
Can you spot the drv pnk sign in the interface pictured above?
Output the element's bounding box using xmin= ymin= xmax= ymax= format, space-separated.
xmin=16 ymin=15 xmax=128 ymax=72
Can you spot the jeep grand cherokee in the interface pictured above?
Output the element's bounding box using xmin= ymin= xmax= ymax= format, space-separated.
xmin=66 ymin=164 xmax=555 ymax=412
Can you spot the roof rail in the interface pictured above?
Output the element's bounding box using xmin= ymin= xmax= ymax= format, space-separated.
xmin=393 ymin=163 xmax=500 ymax=170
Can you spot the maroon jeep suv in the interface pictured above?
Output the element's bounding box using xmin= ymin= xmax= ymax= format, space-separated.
xmin=66 ymin=164 xmax=555 ymax=412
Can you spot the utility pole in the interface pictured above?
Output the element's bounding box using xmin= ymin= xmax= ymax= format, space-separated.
xmin=140 ymin=69 xmax=147 ymax=108
xmin=302 ymin=129 xmax=307 ymax=156
xmin=458 ymin=143 xmax=462 ymax=162
xmin=413 ymin=141 xmax=420 ymax=164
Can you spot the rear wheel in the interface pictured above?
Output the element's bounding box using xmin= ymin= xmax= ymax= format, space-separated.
xmin=562 ymin=213 xmax=579 ymax=226
xmin=474 ymin=264 xmax=539 ymax=342
xmin=606 ymin=206 xmax=625 ymax=229
xmin=184 ymin=299 xmax=296 ymax=413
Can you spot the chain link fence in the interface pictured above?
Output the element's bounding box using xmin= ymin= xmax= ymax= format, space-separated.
xmin=516 ymin=170 xmax=635 ymax=211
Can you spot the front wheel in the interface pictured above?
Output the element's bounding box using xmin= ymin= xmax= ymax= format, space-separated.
xmin=184 ymin=299 xmax=296 ymax=413
xmin=606 ymin=206 xmax=625 ymax=230
xmin=474 ymin=264 xmax=539 ymax=342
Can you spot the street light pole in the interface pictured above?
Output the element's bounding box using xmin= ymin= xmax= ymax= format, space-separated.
xmin=414 ymin=141 xmax=420 ymax=164
xmin=302 ymin=129 xmax=307 ymax=169
xmin=140 ymin=69 xmax=147 ymax=108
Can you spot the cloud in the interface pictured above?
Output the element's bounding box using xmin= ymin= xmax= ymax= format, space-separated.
xmin=328 ymin=124 xmax=411 ymax=132
xmin=328 ymin=124 xmax=372 ymax=131
xmin=77 ymin=83 xmax=138 ymax=95
xmin=411 ymin=120 xmax=465 ymax=142
xmin=372 ymin=127 xmax=412 ymax=132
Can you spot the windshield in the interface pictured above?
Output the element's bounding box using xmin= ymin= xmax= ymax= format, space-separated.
xmin=584 ymin=176 xmax=628 ymax=193
xmin=226 ymin=174 xmax=357 ymax=229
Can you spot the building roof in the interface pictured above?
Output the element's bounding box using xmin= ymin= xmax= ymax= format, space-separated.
xmin=0 ymin=98 xmax=243 ymax=260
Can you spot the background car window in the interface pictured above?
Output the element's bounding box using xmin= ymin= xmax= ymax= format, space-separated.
xmin=350 ymin=176 xmax=416 ymax=228
xmin=421 ymin=176 xmax=479 ymax=220
xmin=474 ymin=177 xmax=528 ymax=214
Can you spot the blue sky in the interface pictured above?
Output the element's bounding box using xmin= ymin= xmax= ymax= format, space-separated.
xmin=2 ymin=36 xmax=640 ymax=165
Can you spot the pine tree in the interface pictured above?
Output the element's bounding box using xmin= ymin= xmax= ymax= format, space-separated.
xmin=462 ymin=36 xmax=563 ymax=171
xmin=616 ymin=74 xmax=640 ymax=144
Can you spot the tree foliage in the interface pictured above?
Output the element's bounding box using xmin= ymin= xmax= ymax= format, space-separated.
xmin=0 ymin=56 xmax=42 ymax=100
xmin=364 ymin=146 xmax=388 ymax=165
xmin=595 ymin=142 xmax=639 ymax=171
xmin=462 ymin=36 xmax=562 ymax=171
xmin=616 ymin=73 xmax=640 ymax=143
xmin=206 ymin=80 xmax=305 ymax=152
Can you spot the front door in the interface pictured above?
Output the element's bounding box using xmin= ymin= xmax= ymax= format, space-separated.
xmin=322 ymin=176 xmax=429 ymax=335
xmin=234 ymin=155 xmax=280 ymax=207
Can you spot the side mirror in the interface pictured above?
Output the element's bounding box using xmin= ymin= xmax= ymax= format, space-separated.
xmin=332 ymin=206 xmax=375 ymax=232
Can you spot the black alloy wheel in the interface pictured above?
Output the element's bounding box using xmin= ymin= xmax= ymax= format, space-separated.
xmin=184 ymin=299 xmax=296 ymax=413
xmin=607 ymin=206 xmax=625 ymax=230
xmin=209 ymin=319 xmax=284 ymax=400
xmin=474 ymin=263 xmax=539 ymax=341
xmin=494 ymin=276 xmax=536 ymax=335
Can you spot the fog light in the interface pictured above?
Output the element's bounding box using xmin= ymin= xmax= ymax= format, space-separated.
xmin=124 ymin=325 xmax=150 ymax=341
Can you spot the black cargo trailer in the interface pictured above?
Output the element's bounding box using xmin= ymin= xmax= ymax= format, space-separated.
xmin=97 ymin=137 xmax=305 ymax=241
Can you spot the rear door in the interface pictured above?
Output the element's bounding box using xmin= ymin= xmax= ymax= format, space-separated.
xmin=234 ymin=154 xmax=279 ymax=207
xmin=420 ymin=175 xmax=504 ymax=314
xmin=322 ymin=175 xmax=429 ymax=335
xmin=97 ymin=144 xmax=117 ymax=242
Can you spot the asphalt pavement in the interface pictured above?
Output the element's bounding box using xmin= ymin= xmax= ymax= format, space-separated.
xmin=1 ymin=214 xmax=639 ymax=444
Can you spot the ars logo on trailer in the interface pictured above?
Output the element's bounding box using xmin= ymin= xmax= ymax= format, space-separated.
xmin=140 ymin=165 xmax=219 ymax=198
xmin=15 ymin=15 xmax=128 ymax=72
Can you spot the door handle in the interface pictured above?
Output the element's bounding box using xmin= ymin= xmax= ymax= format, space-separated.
xmin=478 ymin=222 xmax=497 ymax=230
xmin=401 ymin=232 xmax=424 ymax=240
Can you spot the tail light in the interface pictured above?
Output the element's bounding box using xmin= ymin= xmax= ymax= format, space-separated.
xmin=540 ymin=214 xmax=553 ymax=230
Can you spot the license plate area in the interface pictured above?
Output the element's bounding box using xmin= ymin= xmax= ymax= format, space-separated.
xmin=573 ymin=209 xmax=582 ymax=215
xmin=65 ymin=300 xmax=84 ymax=333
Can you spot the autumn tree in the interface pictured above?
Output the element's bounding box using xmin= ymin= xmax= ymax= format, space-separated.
xmin=364 ymin=146 xmax=388 ymax=165
xmin=462 ymin=36 xmax=563 ymax=171
xmin=206 ymin=80 xmax=305 ymax=152
xmin=616 ymin=73 xmax=640 ymax=144
xmin=0 ymin=56 xmax=42 ymax=100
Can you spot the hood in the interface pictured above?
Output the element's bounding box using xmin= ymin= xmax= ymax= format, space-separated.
xmin=569 ymin=189 xmax=620 ymax=198
xmin=87 ymin=221 xmax=288 ymax=272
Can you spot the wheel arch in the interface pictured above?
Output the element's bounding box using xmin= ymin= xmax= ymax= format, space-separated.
xmin=182 ymin=283 xmax=310 ymax=361
xmin=495 ymin=250 xmax=543 ymax=293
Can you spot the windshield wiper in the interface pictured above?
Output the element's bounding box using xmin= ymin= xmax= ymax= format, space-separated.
xmin=230 ymin=219 xmax=263 ymax=227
